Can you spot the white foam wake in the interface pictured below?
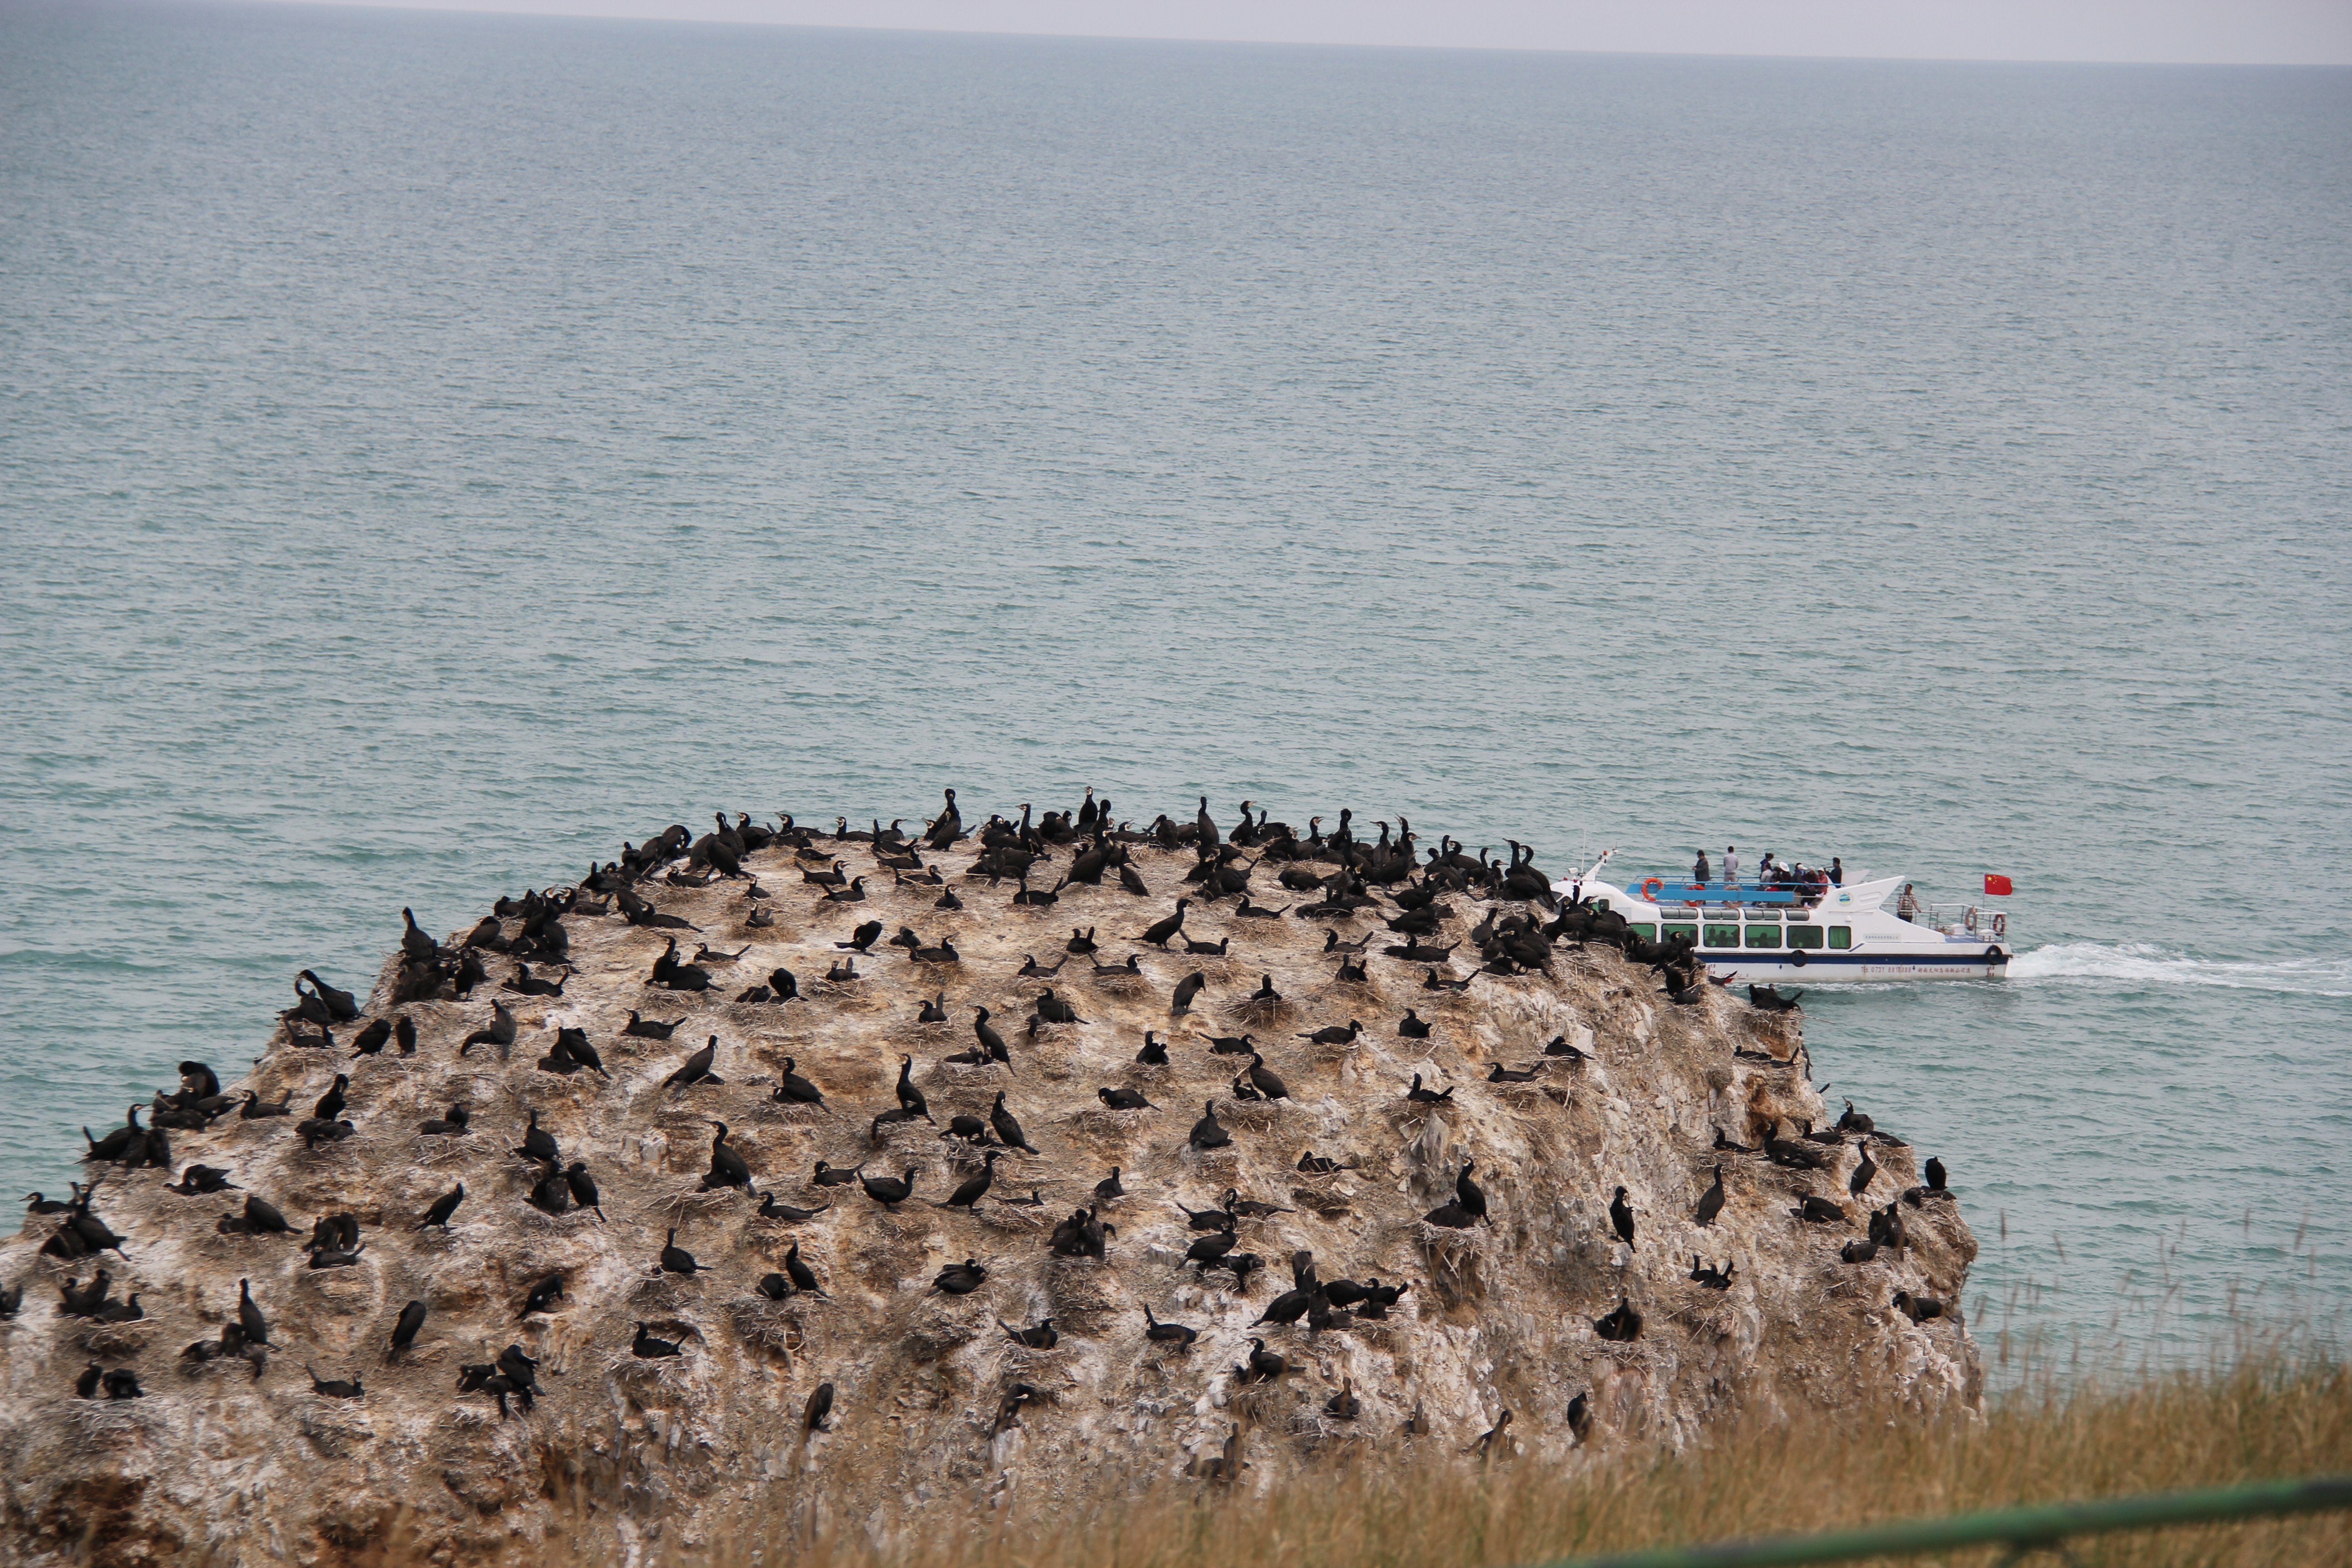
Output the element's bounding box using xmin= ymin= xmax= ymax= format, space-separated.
xmin=2008 ymin=941 xmax=2352 ymax=997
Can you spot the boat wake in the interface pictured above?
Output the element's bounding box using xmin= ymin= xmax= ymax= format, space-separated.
xmin=2008 ymin=942 xmax=2352 ymax=997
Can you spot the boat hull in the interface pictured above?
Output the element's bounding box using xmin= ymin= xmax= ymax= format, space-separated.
xmin=1698 ymin=948 xmax=2008 ymax=981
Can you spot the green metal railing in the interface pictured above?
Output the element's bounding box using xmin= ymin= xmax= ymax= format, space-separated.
xmin=1546 ymin=1475 xmax=2352 ymax=1568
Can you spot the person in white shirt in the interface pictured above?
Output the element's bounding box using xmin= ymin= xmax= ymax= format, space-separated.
xmin=1722 ymin=845 xmax=1740 ymax=886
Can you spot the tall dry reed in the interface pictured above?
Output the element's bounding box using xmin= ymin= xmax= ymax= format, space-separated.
xmin=493 ymin=1342 xmax=2348 ymax=1568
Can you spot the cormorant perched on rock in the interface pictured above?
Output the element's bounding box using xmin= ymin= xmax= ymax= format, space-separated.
xmin=459 ymin=1002 xmax=517 ymax=1056
xmin=238 ymin=1279 xmax=271 ymax=1346
xmin=166 ymin=1165 xmax=240 ymax=1196
xmin=1098 ymin=1086 xmax=1154 ymax=1111
xmin=311 ymin=1074 xmax=348 ymax=1122
xmin=513 ymin=1110 xmax=559 ymax=1166
xmin=974 ymin=1007 xmax=1009 ymax=1065
xmin=565 ymin=1162 xmax=604 ymax=1220
xmin=1925 ymin=1156 xmax=1949 ymax=1191
xmin=757 ymin=1195 xmax=829 ymax=1222
xmin=1240 ymin=1338 xmax=1287 ymax=1382
xmin=1567 ymin=1391 xmax=1592 ymax=1445
xmin=1694 ymin=1166 xmax=1725 ymax=1228
xmin=812 ymin=1160 xmax=863 ymax=1187
xmin=1184 ymin=1230 xmax=1239 ymax=1269
xmin=773 ymin=1058 xmax=824 ymax=1106
xmin=1398 ymin=1009 xmax=1431 ymax=1039
xmin=1848 ymin=1140 xmax=1879 ymax=1198
xmin=804 ymin=1381 xmax=836 ymax=1431
xmin=1610 ymin=1186 xmax=1636 ymax=1245
xmin=1455 ymin=1161 xmax=1488 ymax=1224
xmin=1893 ymin=1289 xmax=1949 ymax=1323
xmin=1794 ymin=1195 xmax=1846 ymax=1225
xmin=931 ymin=1259 xmax=987 ymax=1295
xmin=1137 ymin=901 xmax=1189 ymax=948
xmin=632 ymin=1323 xmax=684 ymax=1359
xmin=390 ymin=1300 xmax=428 ymax=1355
xmin=859 ymin=1168 xmax=919 ymax=1207
xmin=1143 ymin=1307 xmax=1198 ymax=1347
xmin=623 ymin=1011 xmax=678 ymax=1039
xmin=417 ymin=1184 xmax=464 ymax=1230
xmin=989 ymin=1092 xmax=1038 ymax=1154
xmin=663 ymin=1037 xmax=722 ymax=1089
xmin=1243 ymin=1053 xmax=1289 ymax=1100
xmin=1188 ymin=1100 xmax=1231 ymax=1150
xmin=782 ymin=1241 xmax=825 ymax=1295
xmin=936 ymin=1150 xmax=1002 ymax=1209
xmin=1134 ymin=1029 xmax=1169 ymax=1065
xmin=1404 ymin=1075 xmax=1454 ymax=1105
xmin=1593 ymin=1297 xmax=1642 ymax=1341
xmin=657 ymin=1230 xmax=708 ymax=1274
xmin=1000 ymin=1316 xmax=1057 ymax=1349
xmin=1094 ymin=1167 xmax=1126 ymax=1201
xmin=702 ymin=1122 xmax=754 ymax=1192
xmin=519 ymin=1274 xmax=565 ymax=1318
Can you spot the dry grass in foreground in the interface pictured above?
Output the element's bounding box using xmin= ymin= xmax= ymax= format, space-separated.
xmin=372 ymin=1347 xmax=2346 ymax=1568
xmin=646 ymin=1351 xmax=2351 ymax=1568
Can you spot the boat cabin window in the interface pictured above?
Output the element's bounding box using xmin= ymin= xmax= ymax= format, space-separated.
xmin=1786 ymin=925 xmax=1825 ymax=950
xmin=1704 ymin=923 xmax=1740 ymax=949
xmin=1828 ymin=926 xmax=1853 ymax=950
xmin=1744 ymin=925 xmax=1782 ymax=949
xmin=1662 ymin=923 xmax=1697 ymax=946
xmin=1628 ymin=923 xmax=1656 ymax=942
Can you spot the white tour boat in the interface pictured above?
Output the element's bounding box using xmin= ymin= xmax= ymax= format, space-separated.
xmin=1550 ymin=853 xmax=2011 ymax=982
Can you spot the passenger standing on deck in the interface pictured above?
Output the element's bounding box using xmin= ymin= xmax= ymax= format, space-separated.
xmin=1830 ymin=857 xmax=1844 ymax=886
xmin=1722 ymin=845 xmax=1740 ymax=887
xmin=1896 ymin=883 xmax=1921 ymax=922
xmin=1693 ymin=848 xmax=1711 ymax=886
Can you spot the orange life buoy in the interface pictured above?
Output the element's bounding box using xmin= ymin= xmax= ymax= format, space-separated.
xmin=1642 ymin=877 xmax=1663 ymax=901
xmin=1964 ymin=906 xmax=1979 ymax=932
xmin=1992 ymin=912 xmax=2006 ymax=938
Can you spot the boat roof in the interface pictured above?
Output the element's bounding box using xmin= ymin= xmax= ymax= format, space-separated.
xmin=1554 ymin=874 xmax=1903 ymax=913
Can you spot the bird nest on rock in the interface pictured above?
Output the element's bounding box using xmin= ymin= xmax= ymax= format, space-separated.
xmin=607 ymin=1352 xmax=701 ymax=1392
xmin=1020 ymin=1031 xmax=1082 ymax=1081
xmin=932 ymin=1060 xmax=1009 ymax=1089
xmin=748 ymin=1099 xmax=831 ymax=1130
xmin=66 ymin=1401 xmax=162 ymax=1448
xmin=1083 ymin=970 xmax=1152 ymax=998
xmin=410 ymin=1133 xmax=477 ymax=1166
xmin=1289 ymin=1184 xmax=1356 ymax=1219
xmin=726 ymin=1299 xmax=808 ymax=1358
xmin=1216 ymin=995 xmax=1296 ymax=1028
xmin=1042 ymin=1255 xmax=1126 ymax=1330
xmin=1661 ymin=1299 xmax=1743 ymax=1343
xmin=1068 ymin=1106 xmax=1157 ymax=1142
xmin=977 ymin=1202 xmax=1050 ymax=1235
xmin=1229 ymin=1381 xmax=1301 ymax=1428
xmin=629 ymin=1274 xmax=709 ymax=1313
xmin=293 ymin=1263 xmax=381 ymax=1314
xmin=297 ymin=1405 xmax=377 ymax=1459
xmin=1216 ymin=1098 xmax=1293 ymax=1132
xmin=658 ymin=1185 xmax=747 ymax=1225
xmin=1178 ymin=1146 xmax=1240 ymax=1183
xmin=517 ymin=1204 xmax=604 ymax=1235
xmin=902 ymin=1301 xmax=984 ymax=1360
xmin=72 ymin=1319 xmax=159 ymax=1357
xmin=1413 ymin=1223 xmax=1493 ymax=1303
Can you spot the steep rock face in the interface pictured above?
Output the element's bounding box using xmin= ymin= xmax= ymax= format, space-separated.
xmin=1 ymin=808 xmax=1978 ymax=1567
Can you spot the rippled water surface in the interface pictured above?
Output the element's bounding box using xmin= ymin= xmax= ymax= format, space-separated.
xmin=4 ymin=1 xmax=2348 ymax=1369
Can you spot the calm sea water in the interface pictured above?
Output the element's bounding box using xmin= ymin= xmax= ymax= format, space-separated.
xmin=4 ymin=1 xmax=2347 ymax=1373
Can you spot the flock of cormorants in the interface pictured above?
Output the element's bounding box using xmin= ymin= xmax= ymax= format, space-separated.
xmin=10 ymin=788 xmax=1958 ymax=1454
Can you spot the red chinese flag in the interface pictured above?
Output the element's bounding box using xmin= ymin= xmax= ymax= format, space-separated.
xmin=1984 ymin=874 xmax=2013 ymax=897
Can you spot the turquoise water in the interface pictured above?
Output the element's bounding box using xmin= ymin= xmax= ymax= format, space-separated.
xmin=4 ymin=1 xmax=2348 ymax=1368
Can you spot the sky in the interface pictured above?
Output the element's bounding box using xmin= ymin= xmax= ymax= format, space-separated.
xmin=220 ymin=0 xmax=2352 ymax=65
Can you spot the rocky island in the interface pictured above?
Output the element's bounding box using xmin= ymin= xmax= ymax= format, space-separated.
xmin=1 ymin=795 xmax=1978 ymax=1566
